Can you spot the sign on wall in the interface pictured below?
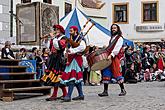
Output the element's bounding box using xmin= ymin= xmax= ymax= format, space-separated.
xmin=136 ymin=25 xmax=164 ymax=32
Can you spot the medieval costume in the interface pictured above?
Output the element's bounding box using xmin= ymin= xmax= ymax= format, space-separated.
xmin=41 ymin=24 xmax=67 ymax=101
xmin=98 ymin=24 xmax=126 ymax=97
xmin=60 ymin=26 xmax=86 ymax=102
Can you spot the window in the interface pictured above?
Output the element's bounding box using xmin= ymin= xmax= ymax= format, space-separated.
xmin=43 ymin=0 xmax=52 ymax=4
xmin=21 ymin=0 xmax=31 ymax=3
xmin=113 ymin=3 xmax=129 ymax=23
xmin=65 ymin=2 xmax=72 ymax=16
xmin=142 ymin=2 xmax=158 ymax=22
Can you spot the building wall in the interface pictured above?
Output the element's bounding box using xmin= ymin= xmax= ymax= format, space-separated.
xmin=12 ymin=0 xmax=109 ymax=44
xmin=107 ymin=0 xmax=165 ymax=42
xmin=76 ymin=0 xmax=109 ymax=28
xmin=0 ymin=0 xmax=11 ymax=43
xmin=52 ymin=0 xmax=109 ymax=28
xmin=2 ymin=0 xmax=164 ymax=44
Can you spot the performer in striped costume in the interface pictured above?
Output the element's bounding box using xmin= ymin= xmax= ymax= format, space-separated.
xmin=41 ymin=24 xmax=67 ymax=101
xmin=98 ymin=24 xmax=127 ymax=97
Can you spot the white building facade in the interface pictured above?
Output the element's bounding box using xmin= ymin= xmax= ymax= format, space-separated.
xmin=0 ymin=0 xmax=164 ymax=44
xmin=0 ymin=0 xmax=11 ymax=43
xmin=107 ymin=0 xmax=165 ymax=42
xmin=9 ymin=0 xmax=108 ymax=44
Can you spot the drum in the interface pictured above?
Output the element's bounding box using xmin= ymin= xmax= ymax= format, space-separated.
xmin=87 ymin=49 xmax=112 ymax=71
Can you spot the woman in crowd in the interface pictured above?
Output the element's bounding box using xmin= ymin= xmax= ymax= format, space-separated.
xmin=35 ymin=49 xmax=45 ymax=79
xmin=16 ymin=48 xmax=28 ymax=60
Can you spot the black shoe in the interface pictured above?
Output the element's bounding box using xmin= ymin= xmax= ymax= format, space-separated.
xmin=56 ymin=96 xmax=64 ymax=100
xmin=98 ymin=92 xmax=108 ymax=97
xmin=72 ymin=96 xmax=84 ymax=100
xmin=119 ymin=89 xmax=127 ymax=96
xmin=62 ymin=97 xmax=71 ymax=102
xmin=45 ymin=97 xmax=57 ymax=101
xmin=60 ymin=96 xmax=65 ymax=100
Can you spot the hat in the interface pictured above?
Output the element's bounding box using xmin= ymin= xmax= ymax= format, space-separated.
xmin=70 ymin=26 xmax=78 ymax=32
xmin=53 ymin=24 xmax=65 ymax=34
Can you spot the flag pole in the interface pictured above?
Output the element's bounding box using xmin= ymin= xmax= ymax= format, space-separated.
xmin=75 ymin=0 xmax=77 ymax=7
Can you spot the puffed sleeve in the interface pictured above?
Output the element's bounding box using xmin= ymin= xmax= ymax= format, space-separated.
xmin=58 ymin=39 xmax=66 ymax=50
xmin=69 ymin=40 xmax=86 ymax=54
xmin=53 ymin=37 xmax=66 ymax=50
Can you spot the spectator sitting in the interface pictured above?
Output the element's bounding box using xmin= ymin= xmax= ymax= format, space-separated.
xmin=29 ymin=47 xmax=37 ymax=60
xmin=144 ymin=69 xmax=152 ymax=82
xmin=16 ymin=48 xmax=28 ymax=60
xmin=1 ymin=41 xmax=15 ymax=59
xmin=124 ymin=63 xmax=138 ymax=84
xmin=156 ymin=69 xmax=165 ymax=81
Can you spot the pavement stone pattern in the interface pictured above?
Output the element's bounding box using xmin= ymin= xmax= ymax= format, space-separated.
xmin=0 ymin=82 xmax=165 ymax=110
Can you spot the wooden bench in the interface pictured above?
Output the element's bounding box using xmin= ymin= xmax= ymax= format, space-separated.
xmin=0 ymin=59 xmax=20 ymax=66
xmin=0 ymin=66 xmax=27 ymax=73
xmin=0 ymin=72 xmax=36 ymax=76
xmin=0 ymin=79 xmax=40 ymax=84
xmin=0 ymin=79 xmax=42 ymax=90
xmin=0 ymin=72 xmax=36 ymax=80
xmin=0 ymin=66 xmax=27 ymax=68
xmin=0 ymin=86 xmax=52 ymax=102
xmin=0 ymin=59 xmax=20 ymax=62
xmin=0 ymin=59 xmax=52 ymax=102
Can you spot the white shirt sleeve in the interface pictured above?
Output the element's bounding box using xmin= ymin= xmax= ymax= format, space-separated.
xmin=7 ymin=55 xmax=14 ymax=59
xmin=53 ymin=38 xmax=60 ymax=50
xmin=5 ymin=48 xmax=14 ymax=59
xmin=110 ymin=37 xmax=123 ymax=57
xmin=69 ymin=40 xmax=86 ymax=54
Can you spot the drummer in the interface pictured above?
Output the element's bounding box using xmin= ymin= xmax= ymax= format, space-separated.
xmin=98 ymin=24 xmax=127 ymax=97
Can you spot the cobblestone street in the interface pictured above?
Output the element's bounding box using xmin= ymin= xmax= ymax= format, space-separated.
xmin=1 ymin=82 xmax=165 ymax=110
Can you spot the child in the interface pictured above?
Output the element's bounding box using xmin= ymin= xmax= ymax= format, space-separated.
xmin=89 ymin=70 xmax=101 ymax=86
xmin=144 ymin=69 xmax=152 ymax=81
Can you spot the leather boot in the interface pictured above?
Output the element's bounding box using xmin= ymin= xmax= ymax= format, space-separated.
xmin=98 ymin=91 xmax=108 ymax=97
xmin=119 ymin=89 xmax=127 ymax=96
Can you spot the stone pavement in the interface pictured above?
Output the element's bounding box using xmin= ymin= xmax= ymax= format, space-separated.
xmin=1 ymin=81 xmax=165 ymax=110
